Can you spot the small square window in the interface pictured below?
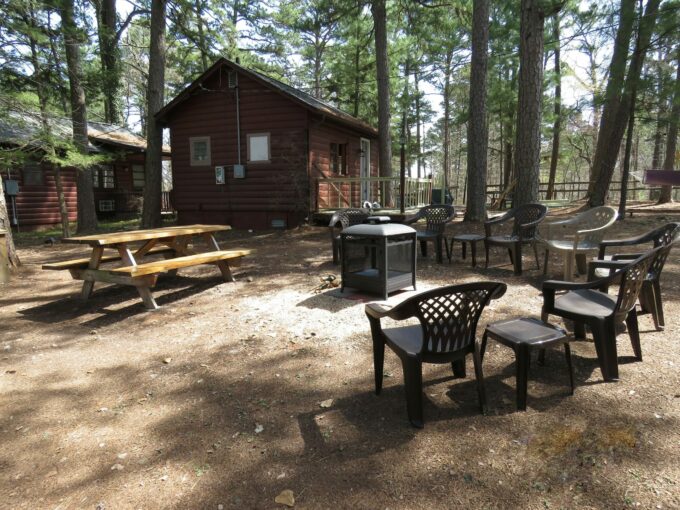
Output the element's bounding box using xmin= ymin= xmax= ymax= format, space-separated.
xmin=101 ymin=166 xmax=115 ymax=189
xmin=132 ymin=165 xmax=145 ymax=190
xmin=248 ymin=133 xmax=270 ymax=162
xmin=190 ymin=136 xmax=211 ymax=166
xmin=22 ymin=162 xmax=44 ymax=186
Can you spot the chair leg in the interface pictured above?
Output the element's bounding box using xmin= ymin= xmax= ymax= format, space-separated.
xmin=543 ymin=248 xmax=549 ymax=276
xmin=461 ymin=240 xmax=467 ymax=260
xmin=533 ymin=242 xmax=540 ymax=270
xmin=332 ymin=240 xmax=339 ymax=265
xmin=370 ymin=330 xmax=385 ymax=395
xmin=625 ymin=309 xmax=642 ymax=361
xmin=563 ymin=252 xmax=574 ymax=281
xmin=513 ymin=243 xmax=522 ymax=275
xmin=480 ymin=332 xmax=488 ymax=361
xmin=420 ymin=240 xmax=428 ymax=258
xmin=591 ymin=320 xmax=619 ymax=382
xmin=472 ymin=346 xmax=488 ymax=414
xmin=436 ymin=236 xmax=443 ymax=264
xmin=452 ymin=359 xmax=466 ymax=378
xmin=573 ymin=321 xmax=586 ymax=340
xmin=515 ymin=344 xmax=530 ymax=411
xmin=470 ymin=241 xmax=478 ymax=268
xmin=646 ymin=280 xmax=664 ymax=330
xmin=575 ymin=253 xmax=587 ymax=275
xmin=484 ymin=240 xmax=490 ymax=268
xmin=507 ymin=247 xmax=514 ymax=265
xmin=564 ymin=342 xmax=575 ymax=395
xmin=401 ymin=356 xmax=424 ymax=428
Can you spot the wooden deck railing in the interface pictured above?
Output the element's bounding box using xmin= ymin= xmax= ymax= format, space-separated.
xmin=316 ymin=176 xmax=432 ymax=210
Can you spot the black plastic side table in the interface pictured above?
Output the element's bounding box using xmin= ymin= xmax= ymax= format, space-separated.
xmin=449 ymin=234 xmax=484 ymax=266
xmin=481 ymin=317 xmax=574 ymax=411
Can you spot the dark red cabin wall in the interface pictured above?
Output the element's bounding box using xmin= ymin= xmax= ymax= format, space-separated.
xmin=93 ymin=153 xmax=145 ymax=214
xmin=4 ymin=164 xmax=77 ymax=229
xmin=310 ymin=121 xmax=378 ymax=209
xmin=167 ymin=69 xmax=309 ymax=229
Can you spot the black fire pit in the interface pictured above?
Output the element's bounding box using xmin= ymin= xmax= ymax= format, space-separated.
xmin=340 ymin=223 xmax=417 ymax=300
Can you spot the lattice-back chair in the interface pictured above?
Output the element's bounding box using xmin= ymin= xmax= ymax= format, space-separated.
xmin=404 ymin=204 xmax=456 ymax=263
xmin=329 ymin=208 xmax=370 ymax=264
xmin=484 ymin=203 xmax=547 ymax=275
xmin=542 ymin=246 xmax=661 ymax=382
xmin=539 ymin=206 xmax=617 ymax=280
xmin=591 ymin=223 xmax=680 ymax=329
xmin=365 ymin=281 xmax=507 ymax=428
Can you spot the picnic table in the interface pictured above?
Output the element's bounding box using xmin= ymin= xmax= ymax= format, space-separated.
xmin=43 ymin=224 xmax=250 ymax=310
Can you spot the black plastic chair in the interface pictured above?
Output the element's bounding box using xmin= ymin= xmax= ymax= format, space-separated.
xmin=365 ymin=281 xmax=507 ymax=428
xmin=541 ymin=246 xmax=664 ymax=382
xmin=594 ymin=223 xmax=680 ymax=330
xmin=328 ymin=208 xmax=370 ymax=264
xmin=484 ymin=203 xmax=547 ymax=275
xmin=404 ymin=204 xmax=456 ymax=263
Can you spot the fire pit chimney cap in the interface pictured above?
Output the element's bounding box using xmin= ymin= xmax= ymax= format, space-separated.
xmin=342 ymin=223 xmax=416 ymax=236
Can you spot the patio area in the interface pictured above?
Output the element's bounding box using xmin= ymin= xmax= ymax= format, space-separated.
xmin=1 ymin=212 xmax=679 ymax=509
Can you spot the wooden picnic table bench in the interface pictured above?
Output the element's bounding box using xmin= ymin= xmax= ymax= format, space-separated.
xmin=43 ymin=224 xmax=250 ymax=310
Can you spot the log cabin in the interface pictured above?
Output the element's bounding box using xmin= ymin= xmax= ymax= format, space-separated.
xmin=0 ymin=111 xmax=170 ymax=230
xmin=156 ymin=57 xmax=380 ymax=230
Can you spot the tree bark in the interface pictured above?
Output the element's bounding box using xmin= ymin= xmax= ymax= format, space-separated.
xmin=95 ymin=0 xmax=121 ymax=124
xmin=141 ymin=0 xmax=167 ymax=229
xmin=657 ymin=51 xmax=680 ymax=204
xmin=61 ymin=0 xmax=98 ymax=233
xmin=415 ymin=71 xmax=422 ymax=179
xmin=513 ymin=0 xmax=551 ymax=207
xmin=588 ymin=0 xmax=661 ymax=207
xmin=442 ymin=48 xmax=453 ymax=201
xmin=465 ymin=0 xmax=490 ymax=221
xmin=618 ymin=94 xmax=636 ymax=218
xmin=371 ymin=0 xmax=393 ymax=205
xmin=546 ymin=15 xmax=561 ymax=200
xmin=27 ymin=1 xmax=70 ymax=237
xmin=588 ymin=0 xmax=636 ymax=193
xmin=0 ymin=179 xmax=20 ymax=267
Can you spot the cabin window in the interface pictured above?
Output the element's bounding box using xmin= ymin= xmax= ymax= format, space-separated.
xmin=330 ymin=143 xmax=347 ymax=175
xmin=92 ymin=166 xmax=114 ymax=189
xmin=247 ymin=133 xmax=270 ymax=162
xmin=190 ymin=136 xmax=211 ymax=166
xmin=22 ymin=162 xmax=44 ymax=186
xmin=132 ymin=165 xmax=145 ymax=190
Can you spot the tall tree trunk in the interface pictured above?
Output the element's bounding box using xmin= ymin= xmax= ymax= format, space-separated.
xmin=61 ymin=0 xmax=97 ymax=233
xmin=95 ymin=0 xmax=121 ymax=124
xmin=141 ymin=0 xmax=167 ymax=229
xmin=0 ymin=179 xmax=20 ymax=267
xmin=47 ymin=10 xmax=70 ymax=114
xmin=651 ymin=49 xmax=667 ymax=169
xmin=618 ymin=96 xmax=636 ymax=218
xmin=415 ymin=70 xmax=422 ymax=179
xmin=465 ymin=0 xmax=489 ymax=221
xmin=657 ymin=51 xmax=680 ymax=204
xmin=589 ymin=0 xmax=660 ymax=206
xmin=514 ymin=0 xmax=553 ymax=207
xmin=546 ymin=15 xmax=561 ymax=200
xmin=442 ymin=49 xmax=453 ymax=201
xmin=371 ymin=0 xmax=393 ymax=205
xmin=195 ymin=0 xmax=209 ymax=71
xmin=27 ymin=1 xmax=70 ymax=237
xmin=588 ymin=0 xmax=635 ymax=192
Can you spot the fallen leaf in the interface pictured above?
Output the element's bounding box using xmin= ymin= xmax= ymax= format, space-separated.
xmin=163 ymin=358 xmax=172 ymax=364
xmin=255 ymin=423 xmax=264 ymax=434
xmin=319 ymin=399 xmax=334 ymax=408
xmin=110 ymin=464 xmax=124 ymax=471
xmin=275 ymin=489 xmax=295 ymax=507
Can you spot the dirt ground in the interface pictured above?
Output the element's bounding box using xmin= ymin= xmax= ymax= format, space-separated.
xmin=1 ymin=207 xmax=679 ymax=510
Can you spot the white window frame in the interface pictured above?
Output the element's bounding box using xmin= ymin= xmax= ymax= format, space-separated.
xmin=132 ymin=165 xmax=145 ymax=190
xmin=190 ymin=136 xmax=211 ymax=166
xmin=247 ymin=133 xmax=270 ymax=163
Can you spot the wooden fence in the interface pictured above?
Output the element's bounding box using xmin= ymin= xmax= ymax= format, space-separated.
xmin=316 ymin=176 xmax=432 ymax=210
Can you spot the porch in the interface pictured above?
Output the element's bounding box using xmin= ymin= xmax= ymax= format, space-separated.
xmin=315 ymin=176 xmax=433 ymax=211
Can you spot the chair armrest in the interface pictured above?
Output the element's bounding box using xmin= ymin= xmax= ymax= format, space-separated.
xmin=586 ymin=259 xmax=627 ymax=281
xmin=542 ymin=279 xmax=603 ymax=292
xmin=611 ymin=253 xmax=642 ymax=261
xmin=365 ymin=303 xmax=395 ymax=319
xmin=403 ymin=214 xmax=421 ymax=225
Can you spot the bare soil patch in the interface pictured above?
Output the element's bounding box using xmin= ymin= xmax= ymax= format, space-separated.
xmin=1 ymin=212 xmax=679 ymax=509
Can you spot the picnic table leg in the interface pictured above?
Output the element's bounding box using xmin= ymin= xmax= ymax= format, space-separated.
xmin=202 ymin=233 xmax=235 ymax=282
xmin=118 ymin=244 xmax=159 ymax=310
xmin=165 ymin=236 xmax=187 ymax=277
xmin=81 ymin=246 xmax=104 ymax=300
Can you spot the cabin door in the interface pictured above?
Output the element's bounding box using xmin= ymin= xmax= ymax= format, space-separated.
xmin=360 ymin=138 xmax=370 ymax=204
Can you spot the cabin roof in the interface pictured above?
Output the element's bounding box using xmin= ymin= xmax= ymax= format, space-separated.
xmin=156 ymin=57 xmax=379 ymax=138
xmin=0 ymin=111 xmax=170 ymax=155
